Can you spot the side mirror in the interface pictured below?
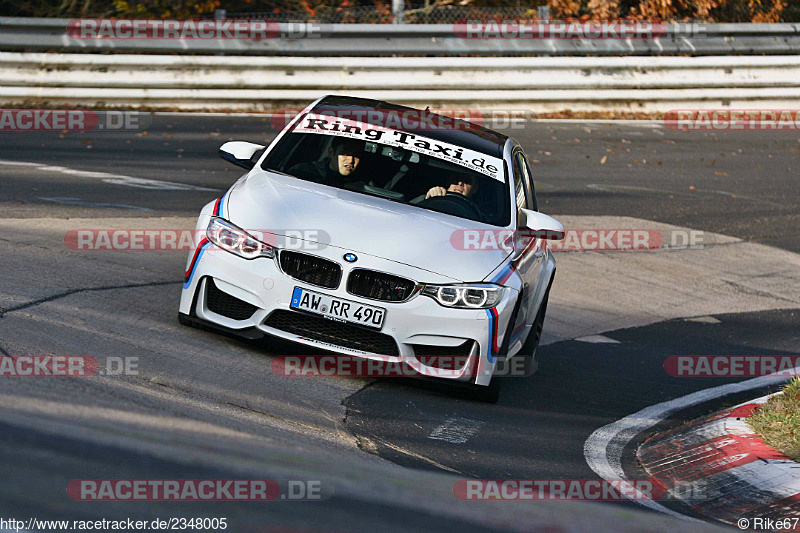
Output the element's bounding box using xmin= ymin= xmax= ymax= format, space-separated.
xmin=519 ymin=208 xmax=565 ymax=240
xmin=219 ymin=141 xmax=265 ymax=170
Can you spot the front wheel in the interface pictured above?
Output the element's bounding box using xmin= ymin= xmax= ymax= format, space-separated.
xmin=520 ymin=288 xmax=549 ymax=376
xmin=466 ymin=275 xmax=554 ymax=402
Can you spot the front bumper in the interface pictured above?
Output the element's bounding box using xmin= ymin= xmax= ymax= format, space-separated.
xmin=180 ymin=221 xmax=519 ymax=386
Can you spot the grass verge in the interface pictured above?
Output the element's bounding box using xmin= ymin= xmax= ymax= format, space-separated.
xmin=748 ymin=377 xmax=800 ymax=461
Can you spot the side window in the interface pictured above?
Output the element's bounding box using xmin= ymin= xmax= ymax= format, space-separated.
xmin=516 ymin=152 xmax=538 ymax=211
xmin=512 ymin=152 xmax=527 ymax=212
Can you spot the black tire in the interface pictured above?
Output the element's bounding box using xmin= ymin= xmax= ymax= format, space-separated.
xmin=470 ymin=286 xmax=522 ymax=403
xmin=465 ymin=284 xmax=528 ymax=403
xmin=519 ymin=268 xmax=556 ymax=375
xmin=519 ymin=288 xmax=549 ymax=376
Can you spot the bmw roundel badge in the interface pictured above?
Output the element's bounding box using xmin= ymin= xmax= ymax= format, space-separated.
xmin=343 ymin=253 xmax=358 ymax=263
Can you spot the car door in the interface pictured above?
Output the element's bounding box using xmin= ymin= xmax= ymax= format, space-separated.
xmin=509 ymin=149 xmax=545 ymax=347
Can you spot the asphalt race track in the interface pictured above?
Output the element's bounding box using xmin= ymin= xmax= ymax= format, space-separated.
xmin=1 ymin=113 xmax=799 ymax=532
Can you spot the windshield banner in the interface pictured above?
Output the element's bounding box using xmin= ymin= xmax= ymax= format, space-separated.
xmin=293 ymin=113 xmax=504 ymax=181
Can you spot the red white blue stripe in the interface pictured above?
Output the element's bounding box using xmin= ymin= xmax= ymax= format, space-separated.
xmin=212 ymin=192 xmax=227 ymax=218
xmin=485 ymin=307 xmax=501 ymax=363
xmin=184 ymin=238 xmax=211 ymax=288
xmin=490 ymin=236 xmax=538 ymax=285
xmin=186 ymin=193 xmax=226 ymax=288
xmin=485 ymin=238 xmax=539 ymax=361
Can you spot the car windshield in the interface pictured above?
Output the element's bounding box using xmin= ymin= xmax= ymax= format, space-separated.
xmin=261 ymin=113 xmax=510 ymax=226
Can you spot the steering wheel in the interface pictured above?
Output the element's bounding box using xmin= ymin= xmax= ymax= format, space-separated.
xmin=421 ymin=191 xmax=482 ymax=219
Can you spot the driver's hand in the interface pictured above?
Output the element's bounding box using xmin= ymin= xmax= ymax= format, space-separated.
xmin=425 ymin=186 xmax=447 ymax=199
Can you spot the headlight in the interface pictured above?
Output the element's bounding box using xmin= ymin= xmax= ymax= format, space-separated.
xmin=207 ymin=217 xmax=274 ymax=259
xmin=421 ymin=284 xmax=504 ymax=309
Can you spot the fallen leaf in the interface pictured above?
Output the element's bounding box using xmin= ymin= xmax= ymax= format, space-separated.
xmin=715 ymin=172 xmax=728 ymax=176
xmin=689 ymin=186 xmax=696 ymax=190
xmin=710 ymin=159 xmax=716 ymax=166
xmin=600 ymin=156 xmax=607 ymax=164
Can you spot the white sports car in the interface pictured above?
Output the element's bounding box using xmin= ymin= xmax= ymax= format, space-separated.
xmin=179 ymin=96 xmax=564 ymax=401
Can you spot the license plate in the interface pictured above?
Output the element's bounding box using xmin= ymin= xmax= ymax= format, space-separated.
xmin=290 ymin=287 xmax=386 ymax=329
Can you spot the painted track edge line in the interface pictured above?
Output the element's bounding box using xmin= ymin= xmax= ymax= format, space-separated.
xmin=583 ymin=368 xmax=797 ymax=520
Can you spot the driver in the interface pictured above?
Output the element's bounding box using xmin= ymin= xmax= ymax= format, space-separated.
xmin=288 ymin=138 xmax=363 ymax=186
xmin=425 ymin=174 xmax=477 ymax=199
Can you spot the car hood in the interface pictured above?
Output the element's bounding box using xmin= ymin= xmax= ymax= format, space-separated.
xmin=225 ymin=170 xmax=511 ymax=282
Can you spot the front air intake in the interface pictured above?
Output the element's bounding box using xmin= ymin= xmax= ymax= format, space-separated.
xmin=206 ymin=279 xmax=258 ymax=320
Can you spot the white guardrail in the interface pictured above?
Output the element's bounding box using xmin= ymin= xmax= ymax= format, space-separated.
xmin=3 ymin=17 xmax=800 ymax=55
xmin=2 ymin=52 xmax=800 ymax=112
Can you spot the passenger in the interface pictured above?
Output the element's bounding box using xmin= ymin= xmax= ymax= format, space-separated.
xmin=288 ymin=138 xmax=363 ymax=186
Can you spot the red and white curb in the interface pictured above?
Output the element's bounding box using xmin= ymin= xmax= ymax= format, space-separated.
xmin=639 ymin=394 xmax=800 ymax=528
